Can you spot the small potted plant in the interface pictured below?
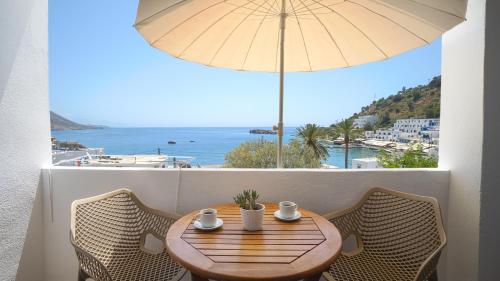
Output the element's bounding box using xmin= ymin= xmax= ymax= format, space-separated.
xmin=234 ymin=189 xmax=265 ymax=231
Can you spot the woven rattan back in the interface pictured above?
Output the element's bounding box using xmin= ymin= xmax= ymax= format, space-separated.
xmin=70 ymin=189 xmax=178 ymax=265
xmin=325 ymin=188 xmax=446 ymax=281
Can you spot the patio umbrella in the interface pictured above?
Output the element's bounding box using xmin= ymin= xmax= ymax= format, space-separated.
xmin=135 ymin=0 xmax=467 ymax=168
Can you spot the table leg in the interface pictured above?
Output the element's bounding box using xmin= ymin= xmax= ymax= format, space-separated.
xmin=190 ymin=272 xmax=210 ymax=281
xmin=303 ymin=272 xmax=323 ymax=281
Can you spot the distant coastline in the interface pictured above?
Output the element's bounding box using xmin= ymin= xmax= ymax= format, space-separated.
xmin=50 ymin=111 xmax=107 ymax=131
xmin=249 ymin=129 xmax=276 ymax=135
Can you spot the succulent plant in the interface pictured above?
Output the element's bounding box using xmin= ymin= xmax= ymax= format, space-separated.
xmin=233 ymin=189 xmax=260 ymax=210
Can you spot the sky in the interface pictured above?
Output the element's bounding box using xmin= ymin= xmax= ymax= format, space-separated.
xmin=49 ymin=0 xmax=442 ymax=128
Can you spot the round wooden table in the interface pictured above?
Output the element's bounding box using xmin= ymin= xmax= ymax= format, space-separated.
xmin=166 ymin=204 xmax=342 ymax=281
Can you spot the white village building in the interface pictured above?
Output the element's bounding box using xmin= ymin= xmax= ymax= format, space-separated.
xmin=353 ymin=115 xmax=378 ymax=128
xmin=372 ymin=128 xmax=399 ymax=141
xmin=352 ymin=158 xmax=381 ymax=169
xmin=365 ymin=118 xmax=440 ymax=144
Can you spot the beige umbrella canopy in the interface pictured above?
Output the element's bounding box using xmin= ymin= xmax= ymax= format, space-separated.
xmin=135 ymin=0 xmax=467 ymax=167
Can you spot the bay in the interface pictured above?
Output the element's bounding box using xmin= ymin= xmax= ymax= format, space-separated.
xmin=51 ymin=127 xmax=379 ymax=168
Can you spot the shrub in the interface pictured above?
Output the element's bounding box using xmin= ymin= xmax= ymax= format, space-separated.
xmin=224 ymin=139 xmax=321 ymax=168
xmin=392 ymin=95 xmax=402 ymax=102
xmin=412 ymin=92 xmax=422 ymax=101
xmin=377 ymin=111 xmax=391 ymax=127
xmin=363 ymin=122 xmax=374 ymax=131
xmin=425 ymin=104 xmax=440 ymax=118
xmin=377 ymin=145 xmax=438 ymax=168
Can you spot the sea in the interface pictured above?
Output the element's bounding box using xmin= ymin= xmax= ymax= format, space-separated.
xmin=51 ymin=127 xmax=379 ymax=168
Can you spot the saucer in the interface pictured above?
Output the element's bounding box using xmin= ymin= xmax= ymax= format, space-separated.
xmin=274 ymin=210 xmax=301 ymax=221
xmin=193 ymin=218 xmax=223 ymax=231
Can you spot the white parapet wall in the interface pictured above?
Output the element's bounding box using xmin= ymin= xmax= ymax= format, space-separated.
xmin=0 ymin=0 xmax=50 ymax=280
xmin=40 ymin=167 xmax=449 ymax=281
xmin=440 ymin=0 xmax=487 ymax=280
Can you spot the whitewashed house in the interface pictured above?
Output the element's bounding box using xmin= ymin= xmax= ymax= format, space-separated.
xmin=373 ymin=128 xmax=399 ymax=141
xmin=352 ymin=158 xmax=381 ymax=169
xmin=365 ymin=118 xmax=440 ymax=144
xmin=397 ymin=132 xmax=420 ymax=143
xmin=353 ymin=115 xmax=378 ymax=128
xmin=421 ymin=128 xmax=441 ymax=145
xmin=394 ymin=119 xmax=440 ymax=143
xmin=394 ymin=118 xmax=440 ymax=134
xmin=364 ymin=130 xmax=375 ymax=139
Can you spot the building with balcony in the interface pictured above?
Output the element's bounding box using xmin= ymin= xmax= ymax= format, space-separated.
xmin=1 ymin=1 xmax=499 ymax=281
xmin=372 ymin=128 xmax=399 ymax=141
xmin=366 ymin=118 xmax=440 ymax=144
xmin=394 ymin=118 xmax=440 ymax=133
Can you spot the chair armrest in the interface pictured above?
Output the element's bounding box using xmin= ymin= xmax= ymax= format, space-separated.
xmin=141 ymin=207 xmax=181 ymax=239
xmin=70 ymin=232 xmax=112 ymax=281
xmin=323 ymin=207 xmax=361 ymax=240
xmin=414 ymin=244 xmax=445 ymax=281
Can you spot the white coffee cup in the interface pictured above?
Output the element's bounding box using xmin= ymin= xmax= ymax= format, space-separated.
xmin=279 ymin=201 xmax=297 ymax=218
xmin=196 ymin=208 xmax=217 ymax=228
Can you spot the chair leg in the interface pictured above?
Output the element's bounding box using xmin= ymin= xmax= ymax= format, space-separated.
xmin=78 ymin=268 xmax=89 ymax=281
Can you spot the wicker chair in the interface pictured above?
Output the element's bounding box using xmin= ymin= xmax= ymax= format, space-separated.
xmin=69 ymin=189 xmax=186 ymax=281
xmin=323 ymin=187 xmax=446 ymax=281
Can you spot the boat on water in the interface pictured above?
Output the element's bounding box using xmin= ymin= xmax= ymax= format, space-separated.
xmin=168 ymin=140 xmax=176 ymax=144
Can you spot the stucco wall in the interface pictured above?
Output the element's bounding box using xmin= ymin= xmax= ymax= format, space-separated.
xmin=41 ymin=167 xmax=449 ymax=281
xmin=440 ymin=0 xmax=486 ymax=280
xmin=478 ymin=0 xmax=500 ymax=279
xmin=0 ymin=0 xmax=50 ymax=280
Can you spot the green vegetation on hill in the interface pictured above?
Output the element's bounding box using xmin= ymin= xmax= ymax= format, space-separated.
xmin=342 ymin=76 xmax=441 ymax=128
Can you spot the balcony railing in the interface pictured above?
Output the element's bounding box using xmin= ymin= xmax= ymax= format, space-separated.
xmin=32 ymin=167 xmax=449 ymax=281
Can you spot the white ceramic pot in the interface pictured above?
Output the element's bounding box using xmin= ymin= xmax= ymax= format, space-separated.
xmin=240 ymin=203 xmax=265 ymax=231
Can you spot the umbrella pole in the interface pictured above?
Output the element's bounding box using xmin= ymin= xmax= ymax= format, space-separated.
xmin=277 ymin=0 xmax=286 ymax=168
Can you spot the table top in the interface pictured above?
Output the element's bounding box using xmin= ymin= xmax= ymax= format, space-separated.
xmin=166 ymin=204 xmax=342 ymax=281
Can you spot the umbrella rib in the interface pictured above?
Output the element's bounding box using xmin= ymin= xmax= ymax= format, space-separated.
xmin=209 ymin=0 xmax=275 ymax=65
xmin=177 ymin=1 xmax=264 ymax=58
xmin=404 ymin=0 xmax=465 ymax=20
xmin=236 ymin=0 xmax=280 ymax=14
xmin=242 ymin=1 xmax=279 ymax=70
xmin=292 ymin=0 xmax=337 ymax=14
xmin=309 ymin=0 xmax=389 ymax=59
xmin=268 ymin=0 xmax=281 ymax=15
xmin=310 ymin=0 xmax=465 ymax=20
xmin=150 ymin=0 xmax=227 ymax=46
xmin=225 ymin=1 xmax=279 ymax=15
xmin=259 ymin=0 xmax=281 ymax=14
xmin=289 ymin=0 xmax=313 ymax=71
xmin=346 ymin=0 xmax=429 ymax=44
xmin=296 ymin=0 xmax=350 ymax=67
xmin=357 ymin=0 xmax=446 ymax=31
xmin=295 ymin=0 xmax=448 ymax=33
xmin=242 ymin=0 xmax=281 ymax=70
xmin=134 ymin=0 xmax=188 ymax=27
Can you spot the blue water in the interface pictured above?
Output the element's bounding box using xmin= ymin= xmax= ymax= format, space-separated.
xmin=51 ymin=127 xmax=379 ymax=168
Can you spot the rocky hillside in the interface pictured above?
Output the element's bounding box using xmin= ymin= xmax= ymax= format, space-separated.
xmin=50 ymin=111 xmax=106 ymax=131
xmin=347 ymin=76 xmax=441 ymax=128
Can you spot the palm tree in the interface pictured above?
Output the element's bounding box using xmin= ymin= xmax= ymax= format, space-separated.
xmin=295 ymin=124 xmax=329 ymax=161
xmin=335 ymin=119 xmax=358 ymax=169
